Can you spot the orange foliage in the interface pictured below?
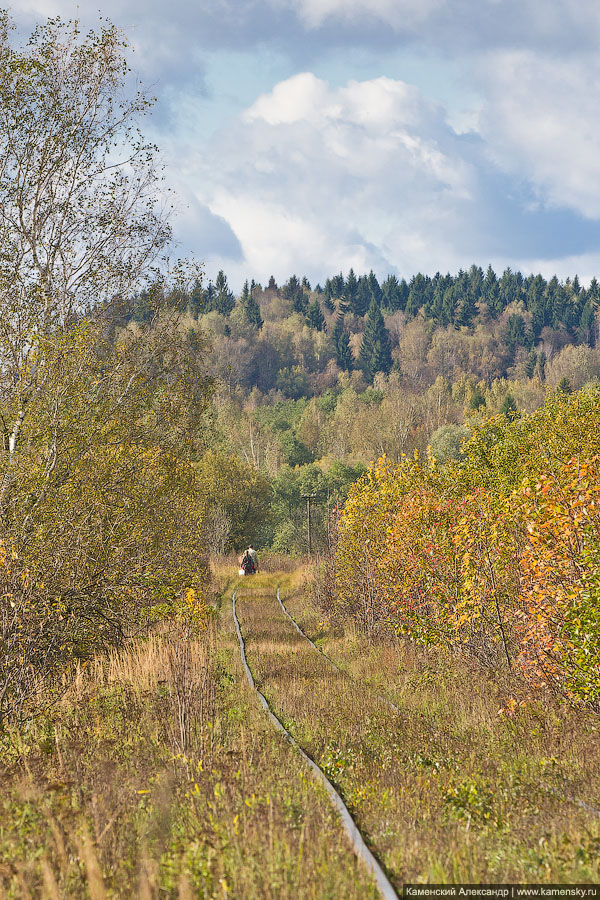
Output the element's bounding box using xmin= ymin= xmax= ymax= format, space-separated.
xmin=331 ymin=387 xmax=600 ymax=708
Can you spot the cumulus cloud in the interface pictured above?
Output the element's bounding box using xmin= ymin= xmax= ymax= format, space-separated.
xmin=478 ymin=50 xmax=600 ymax=219
xmin=11 ymin=0 xmax=600 ymax=285
xmin=180 ymin=73 xmax=479 ymax=284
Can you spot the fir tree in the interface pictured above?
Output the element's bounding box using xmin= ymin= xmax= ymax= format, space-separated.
xmin=306 ymin=298 xmax=325 ymax=331
xmin=500 ymin=392 xmax=518 ymax=419
xmin=323 ymin=293 xmax=335 ymax=312
xmin=469 ymin=385 xmax=486 ymax=411
xmin=341 ymin=268 xmax=358 ymax=315
xmin=354 ymin=275 xmax=371 ymax=317
xmin=330 ymin=273 xmax=345 ymax=299
xmin=525 ymin=350 xmax=537 ymax=379
xmin=503 ymin=314 xmax=527 ymax=352
xmin=455 ymin=283 xmax=477 ymax=327
xmin=241 ymin=279 xmax=263 ymax=329
xmin=579 ymin=299 xmax=596 ymax=346
xmin=189 ymin=277 xmax=204 ymax=318
xmin=358 ymin=299 xmax=392 ymax=379
xmin=538 ymin=350 xmax=547 ymax=381
xmin=557 ymin=376 xmax=573 ymax=394
xmin=283 ymin=274 xmax=307 ymax=314
xmin=367 ymin=270 xmax=382 ymax=307
xmin=331 ymin=315 xmax=353 ymax=371
xmin=214 ymin=270 xmax=235 ymax=316
xmin=381 ymin=275 xmax=400 ymax=310
xmin=203 ymin=281 xmax=216 ymax=312
xmin=405 ymin=273 xmax=431 ymax=318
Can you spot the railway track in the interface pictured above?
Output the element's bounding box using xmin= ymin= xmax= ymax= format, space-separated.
xmin=232 ymin=590 xmax=400 ymax=900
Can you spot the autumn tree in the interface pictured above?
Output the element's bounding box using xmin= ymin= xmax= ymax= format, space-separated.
xmin=0 ymin=15 xmax=213 ymax=723
xmin=0 ymin=14 xmax=173 ymax=515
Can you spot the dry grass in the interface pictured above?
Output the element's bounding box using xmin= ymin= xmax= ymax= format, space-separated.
xmin=235 ymin=575 xmax=600 ymax=886
xmin=3 ymin=565 xmax=599 ymax=896
xmin=0 ymin=600 xmax=379 ymax=899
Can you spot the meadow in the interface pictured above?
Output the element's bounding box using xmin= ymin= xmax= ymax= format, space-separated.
xmin=2 ymin=566 xmax=598 ymax=897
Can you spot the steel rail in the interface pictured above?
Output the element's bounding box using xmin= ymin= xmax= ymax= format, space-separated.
xmin=232 ymin=591 xmax=400 ymax=900
xmin=276 ymin=590 xmax=600 ymax=821
xmin=276 ymin=587 xmax=401 ymax=714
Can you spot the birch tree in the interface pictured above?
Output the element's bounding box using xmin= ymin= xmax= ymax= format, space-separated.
xmin=0 ymin=13 xmax=171 ymax=516
xmin=0 ymin=15 xmax=214 ymax=724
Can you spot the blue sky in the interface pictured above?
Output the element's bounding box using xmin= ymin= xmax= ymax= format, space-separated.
xmin=12 ymin=0 xmax=600 ymax=289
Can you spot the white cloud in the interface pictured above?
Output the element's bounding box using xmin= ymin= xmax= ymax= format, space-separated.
xmin=12 ymin=0 xmax=600 ymax=286
xmin=179 ymin=73 xmax=477 ymax=285
xmin=478 ymin=50 xmax=600 ymax=219
xmin=273 ymin=0 xmax=445 ymax=30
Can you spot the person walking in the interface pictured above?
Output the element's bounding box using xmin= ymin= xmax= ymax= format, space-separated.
xmin=239 ymin=545 xmax=259 ymax=575
xmin=247 ymin=545 xmax=259 ymax=573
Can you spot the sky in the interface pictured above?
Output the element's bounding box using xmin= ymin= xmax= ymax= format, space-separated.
xmin=10 ymin=0 xmax=600 ymax=290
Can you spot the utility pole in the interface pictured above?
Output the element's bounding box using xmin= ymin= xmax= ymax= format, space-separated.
xmin=301 ymin=492 xmax=316 ymax=556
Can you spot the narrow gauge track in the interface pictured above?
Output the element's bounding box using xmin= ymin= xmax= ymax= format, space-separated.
xmin=276 ymin=588 xmax=401 ymax=714
xmin=276 ymin=589 xmax=600 ymax=823
xmin=232 ymin=591 xmax=400 ymax=900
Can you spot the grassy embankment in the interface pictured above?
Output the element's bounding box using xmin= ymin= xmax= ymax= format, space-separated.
xmin=236 ymin=572 xmax=600 ymax=887
xmin=0 ymin=564 xmax=378 ymax=900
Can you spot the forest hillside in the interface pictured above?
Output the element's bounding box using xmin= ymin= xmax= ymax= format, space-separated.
xmin=126 ymin=264 xmax=600 ymax=554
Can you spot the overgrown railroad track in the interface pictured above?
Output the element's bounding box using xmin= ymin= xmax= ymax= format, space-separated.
xmin=232 ymin=575 xmax=600 ymax=891
xmin=233 ymin=591 xmax=399 ymax=899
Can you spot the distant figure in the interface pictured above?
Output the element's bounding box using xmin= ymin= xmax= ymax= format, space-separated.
xmin=239 ymin=545 xmax=259 ymax=575
xmin=247 ymin=545 xmax=259 ymax=572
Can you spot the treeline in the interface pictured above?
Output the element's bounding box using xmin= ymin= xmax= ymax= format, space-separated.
xmin=127 ymin=264 xmax=599 ymax=392
xmin=325 ymin=385 xmax=600 ymax=709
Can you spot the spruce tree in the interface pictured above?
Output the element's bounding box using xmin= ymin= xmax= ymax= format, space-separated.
xmin=306 ymin=298 xmax=325 ymax=331
xmin=331 ymin=273 xmax=345 ymax=299
xmin=381 ymin=275 xmax=400 ymax=310
xmin=367 ymin=270 xmax=383 ymax=307
xmin=189 ymin=277 xmax=204 ymax=317
xmin=354 ymin=275 xmax=371 ymax=316
xmin=214 ymin=270 xmax=235 ymax=316
xmin=579 ymin=299 xmax=596 ymax=346
xmin=341 ymin=268 xmax=358 ymax=315
xmin=358 ymin=298 xmax=392 ymax=379
xmin=500 ymin=392 xmax=518 ymax=419
xmin=405 ymin=273 xmax=430 ymax=318
xmin=203 ymin=281 xmax=216 ymax=312
xmin=331 ymin=315 xmax=353 ymax=370
xmin=283 ymin=274 xmax=307 ymax=314
xmin=525 ymin=350 xmax=537 ymax=379
xmin=240 ymin=280 xmax=263 ymax=329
